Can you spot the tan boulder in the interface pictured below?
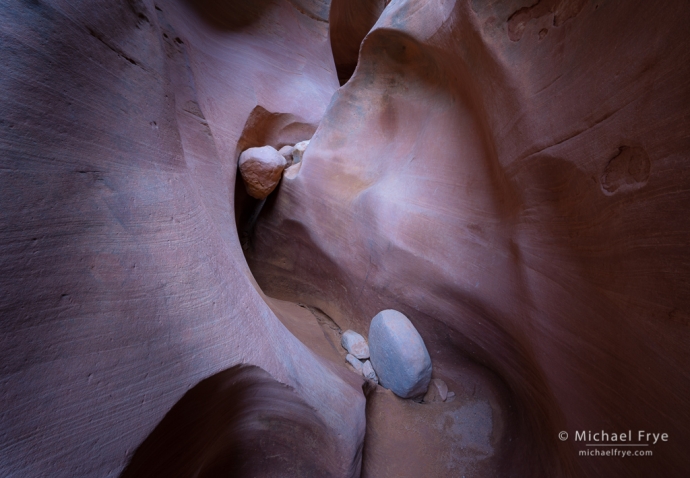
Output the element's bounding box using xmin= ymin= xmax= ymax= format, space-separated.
xmin=238 ymin=146 xmax=287 ymax=199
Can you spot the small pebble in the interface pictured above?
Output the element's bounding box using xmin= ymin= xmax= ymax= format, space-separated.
xmin=346 ymin=354 xmax=364 ymax=374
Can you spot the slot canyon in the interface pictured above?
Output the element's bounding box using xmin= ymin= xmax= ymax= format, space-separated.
xmin=1 ymin=0 xmax=689 ymax=476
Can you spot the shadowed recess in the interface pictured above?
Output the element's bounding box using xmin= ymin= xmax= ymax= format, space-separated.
xmin=181 ymin=0 xmax=276 ymax=30
xmin=183 ymin=0 xmax=330 ymax=31
xmin=121 ymin=365 xmax=341 ymax=478
xmin=329 ymin=0 xmax=387 ymax=84
xmin=233 ymin=105 xmax=317 ymax=251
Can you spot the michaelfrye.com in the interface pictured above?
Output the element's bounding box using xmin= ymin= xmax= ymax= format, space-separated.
xmin=558 ymin=430 xmax=668 ymax=457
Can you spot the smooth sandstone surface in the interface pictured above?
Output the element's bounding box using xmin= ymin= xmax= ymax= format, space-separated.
xmin=247 ymin=0 xmax=690 ymax=476
xmin=1 ymin=0 xmax=690 ymax=477
xmin=368 ymin=309 xmax=432 ymax=398
xmin=0 ymin=0 xmax=361 ymax=477
xmin=283 ymin=161 xmax=302 ymax=180
xmin=239 ymin=145 xmax=286 ymax=199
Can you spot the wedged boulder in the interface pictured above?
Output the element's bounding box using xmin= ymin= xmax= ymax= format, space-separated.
xmin=346 ymin=354 xmax=363 ymax=374
xmin=368 ymin=309 xmax=432 ymax=398
xmin=341 ymin=330 xmax=369 ymax=359
xmin=238 ymin=146 xmax=287 ymax=199
xmin=362 ymin=360 xmax=378 ymax=384
xmin=278 ymin=145 xmax=295 ymax=168
xmin=292 ymin=140 xmax=310 ymax=164
xmin=423 ymin=378 xmax=448 ymax=403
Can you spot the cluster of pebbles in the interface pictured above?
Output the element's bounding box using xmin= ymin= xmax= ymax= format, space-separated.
xmin=340 ymin=309 xmax=453 ymax=403
xmin=341 ymin=330 xmax=378 ymax=383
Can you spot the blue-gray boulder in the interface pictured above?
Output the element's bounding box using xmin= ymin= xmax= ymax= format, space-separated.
xmin=368 ymin=309 xmax=432 ymax=398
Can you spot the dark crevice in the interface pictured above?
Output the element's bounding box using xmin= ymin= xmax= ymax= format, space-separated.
xmin=286 ymin=0 xmax=328 ymax=23
xmin=329 ymin=0 xmax=388 ymax=85
xmin=86 ymin=27 xmax=139 ymax=66
xmin=126 ymin=0 xmax=150 ymax=24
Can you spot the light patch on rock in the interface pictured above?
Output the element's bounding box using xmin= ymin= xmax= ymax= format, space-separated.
xmin=283 ymin=161 xmax=302 ymax=180
xmin=436 ymin=401 xmax=493 ymax=459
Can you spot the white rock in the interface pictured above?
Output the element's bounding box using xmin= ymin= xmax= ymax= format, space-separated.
xmin=278 ymin=144 xmax=295 ymax=167
xmin=292 ymin=140 xmax=310 ymax=164
xmin=341 ymin=330 xmax=369 ymax=359
xmin=362 ymin=360 xmax=378 ymax=384
xmin=423 ymin=378 xmax=448 ymax=403
xmin=346 ymin=354 xmax=363 ymax=374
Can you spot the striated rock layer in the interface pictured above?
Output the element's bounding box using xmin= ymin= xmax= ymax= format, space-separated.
xmin=0 ymin=0 xmax=362 ymax=476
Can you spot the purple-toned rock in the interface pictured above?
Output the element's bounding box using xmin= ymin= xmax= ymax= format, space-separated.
xmin=362 ymin=360 xmax=378 ymax=384
xmin=368 ymin=309 xmax=432 ymax=399
xmin=238 ymin=145 xmax=286 ymax=199
xmin=341 ymin=330 xmax=369 ymax=359
xmin=346 ymin=354 xmax=363 ymax=374
xmin=423 ymin=378 xmax=448 ymax=403
xmin=278 ymin=145 xmax=295 ymax=168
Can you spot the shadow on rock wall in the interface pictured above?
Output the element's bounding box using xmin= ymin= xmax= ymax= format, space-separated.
xmin=181 ymin=0 xmax=276 ymax=31
xmin=121 ymin=365 xmax=345 ymax=478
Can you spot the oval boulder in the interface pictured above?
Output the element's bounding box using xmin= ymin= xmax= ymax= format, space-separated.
xmin=368 ymin=309 xmax=432 ymax=398
xmin=238 ymin=145 xmax=286 ymax=199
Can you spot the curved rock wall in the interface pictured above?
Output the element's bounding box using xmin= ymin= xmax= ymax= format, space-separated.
xmin=1 ymin=0 xmax=689 ymax=476
xmin=0 ymin=0 xmax=363 ymax=476
xmin=329 ymin=0 xmax=387 ymax=84
xmin=248 ymin=0 xmax=690 ymax=476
